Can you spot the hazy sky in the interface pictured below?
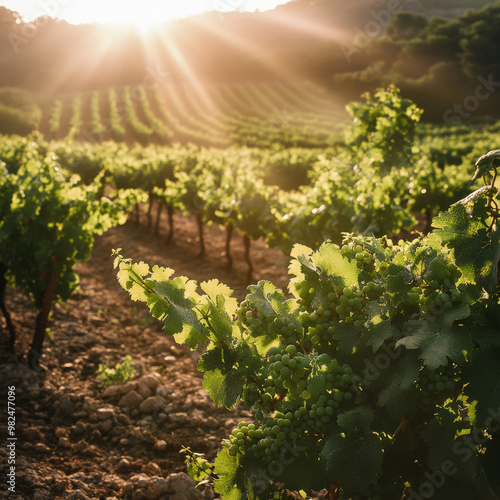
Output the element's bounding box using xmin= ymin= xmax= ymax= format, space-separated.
xmin=1 ymin=0 xmax=292 ymax=28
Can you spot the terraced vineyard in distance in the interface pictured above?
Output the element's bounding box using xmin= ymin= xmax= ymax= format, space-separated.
xmin=39 ymin=81 xmax=346 ymax=148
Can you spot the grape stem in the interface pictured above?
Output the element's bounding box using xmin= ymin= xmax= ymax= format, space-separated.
xmin=452 ymin=386 xmax=463 ymax=403
xmin=328 ymin=483 xmax=340 ymax=500
xmin=393 ymin=412 xmax=416 ymax=441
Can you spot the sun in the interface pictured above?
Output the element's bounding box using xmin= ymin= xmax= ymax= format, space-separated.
xmin=71 ymin=1 xmax=214 ymax=32
xmin=2 ymin=0 xmax=293 ymax=32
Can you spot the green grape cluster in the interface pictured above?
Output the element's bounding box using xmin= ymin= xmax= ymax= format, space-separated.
xmin=236 ymin=299 xmax=274 ymax=337
xmin=268 ymin=318 xmax=302 ymax=344
xmin=340 ymin=241 xmax=375 ymax=269
xmin=396 ymin=254 xmax=464 ymax=317
xmin=230 ymin=346 xmax=363 ymax=464
xmin=295 ymin=282 xmax=383 ymax=349
xmin=417 ymin=364 xmax=459 ymax=412
xmin=265 ymin=345 xmax=309 ymax=401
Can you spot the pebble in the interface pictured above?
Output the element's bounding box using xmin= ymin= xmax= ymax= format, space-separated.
xmin=154 ymin=440 xmax=167 ymax=451
xmin=149 ymin=473 xmax=202 ymax=500
xmin=73 ymin=411 xmax=89 ymax=420
xmin=32 ymin=490 xmax=51 ymax=500
xmin=169 ymin=413 xmax=188 ymax=424
xmin=156 ymin=385 xmax=174 ymax=398
xmin=68 ymin=491 xmax=91 ymax=500
xmin=139 ymin=373 xmax=162 ymax=390
xmin=91 ymin=429 xmax=102 ymax=441
xmin=74 ymin=440 xmax=88 ymax=453
xmin=96 ymin=407 xmax=115 ymax=420
xmin=118 ymin=390 xmax=144 ymax=409
xmin=55 ymin=427 xmax=67 ymax=438
xmin=58 ymin=437 xmax=72 ymax=449
xmin=72 ymin=421 xmax=87 ymax=435
xmin=206 ymin=417 xmax=218 ymax=429
xmin=137 ymin=381 xmax=153 ymax=399
xmin=23 ymin=427 xmax=44 ymax=442
xmin=102 ymin=385 xmax=123 ymax=399
xmin=139 ymin=396 xmax=166 ymax=414
xmin=121 ymin=381 xmax=139 ymax=394
xmin=133 ymin=490 xmax=149 ymax=500
xmin=142 ymin=462 xmax=162 ymax=476
xmin=33 ymin=443 xmax=50 ymax=454
xmin=117 ymin=458 xmax=132 ymax=472
xmin=100 ymin=419 xmax=113 ymax=433
xmin=150 ymin=340 xmax=171 ymax=354
xmin=130 ymin=473 xmax=150 ymax=488
xmin=58 ymin=397 xmax=75 ymax=417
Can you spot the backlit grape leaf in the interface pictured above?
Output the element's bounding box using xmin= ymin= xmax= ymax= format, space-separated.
xmin=201 ymin=279 xmax=237 ymax=316
xmin=433 ymin=201 xmax=500 ymax=293
xmin=313 ymin=242 xmax=359 ymax=287
xmin=203 ymin=369 xmax=244 ymax=408
xmin=213 ymin=450 xmax=246 ymax=500
xmin=152 ymin=279 xmax=207 ymax=347
xmin=472 ymin=149 xmax=500 ymax=183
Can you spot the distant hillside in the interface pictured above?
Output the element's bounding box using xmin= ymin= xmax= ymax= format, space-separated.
xmin=29 ymin=81 xmax=344 ymax=148
xmin=1 ymin=0 xmax=500 ymax=122
xmin=0 ymin=0 xmax=496 ymax=94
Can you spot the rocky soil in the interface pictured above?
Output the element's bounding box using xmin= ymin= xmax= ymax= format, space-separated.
xmin=0 ymin=210 xmax=289 ymax=500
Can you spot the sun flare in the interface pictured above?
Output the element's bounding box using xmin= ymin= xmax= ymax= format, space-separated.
xmin=2 ymin=0 xmax=292 ymax=31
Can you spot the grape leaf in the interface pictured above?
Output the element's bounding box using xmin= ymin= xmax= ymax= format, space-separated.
xmin=397 ymin=303 xmax=471 ymax=371
xmin=386 ymin=263 xmax=414 ymax=297
xmin=203 ymin=369 xmax=244 ymax=408
xmin=365 ymin=305 xmax=397 ymax=351
xmin=246 ymin=280 xmax=282 ymax=319
xmin=150 ymin=264 xmax=174 ymax=282
xmin=337 ymin=406 xmax=375 ymax=433
xmin=288 ymin=243 xmax=314 ymax=281
xmin=198 ymin=345 xmax=239 ymax=373
xmin=151 ymin=279 xmax=207 ymax=347
xmin=321 ymin=431 xmax=383 ymax=495
xmin=201 ymin=279 xmax=238 ymax=317
xmin=307 ymin=358 xmax=327 ymax=400
xmin=472 ymin=149 xmax=500 ymax=183
xmin=466 ymin=344 xmax=500 ymax=427
xmin=374 ymin=350 xmax=420 ymax=420
xmin=333 ymin=324 xmax=363 ymax=356
xmin=433 ymin=201 xmax=500 ymax=293
xmin=422 ymin=407 xmax=496 ymax=497
xmin=313 ymin=242 xmax=359 ymax=287
xmin=272 ymin=440 xmax=323 ymax=493
xmin=213 ymin=450 xmax=246 ymax=500
xmin=204 ymin=298 xmax=236 ymax=343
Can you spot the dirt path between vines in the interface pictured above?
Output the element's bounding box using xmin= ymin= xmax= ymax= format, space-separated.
xmin=0 ymin=210 xmax=289 ymax=500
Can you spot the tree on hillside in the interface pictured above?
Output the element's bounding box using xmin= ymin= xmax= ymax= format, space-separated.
xmin=459 ymin=4 xmax=500 ymax=82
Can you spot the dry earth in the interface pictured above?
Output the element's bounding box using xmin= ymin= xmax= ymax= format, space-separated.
xmin=0 ymin=210 xmax=291 ymax=500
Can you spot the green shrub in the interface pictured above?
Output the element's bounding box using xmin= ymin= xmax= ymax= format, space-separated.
xmin=96 ymin=355 xmax=134 ymax=389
